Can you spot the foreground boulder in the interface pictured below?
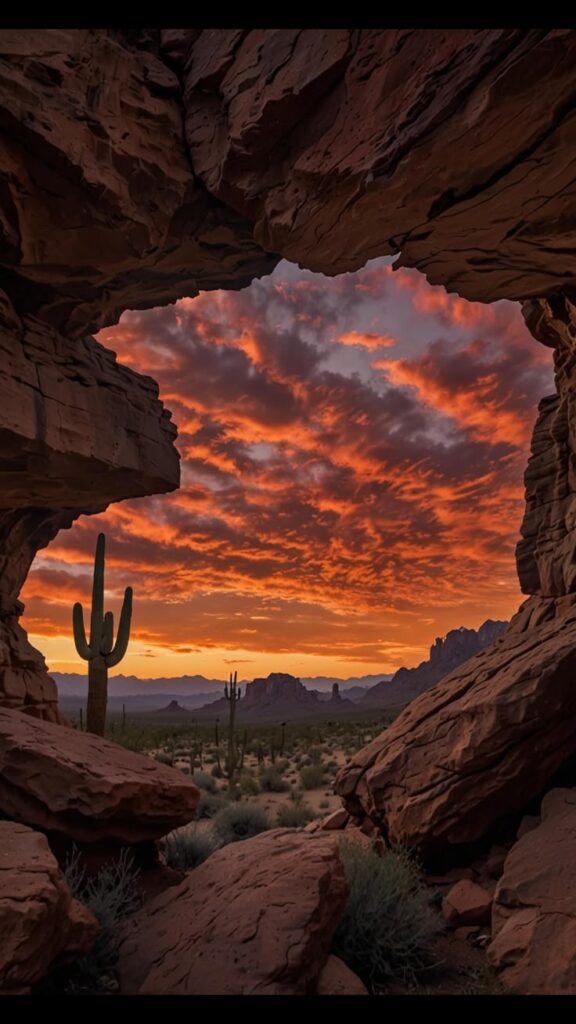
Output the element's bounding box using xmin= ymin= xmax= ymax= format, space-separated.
xmin=335 ymin=596 xmax=576 ymax=857
xmin=0 ymin=708 xmax=198 ymax=842
xmin=118 ymin=829 xmax=347 ymax=994
xmin=0 ymin=821 xmax=98 ymax=993
xmin=488 ymin=788 xmax=576 ymax=994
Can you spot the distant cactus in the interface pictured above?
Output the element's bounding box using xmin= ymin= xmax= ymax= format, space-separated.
xmin=72 ymin=532 xmax=133 ymax=736
xmin=212 ymin=672 xmax=246 ymax=790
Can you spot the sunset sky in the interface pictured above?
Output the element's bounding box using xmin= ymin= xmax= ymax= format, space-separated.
xmin=21 ymin=258 xmax=554 ymax=681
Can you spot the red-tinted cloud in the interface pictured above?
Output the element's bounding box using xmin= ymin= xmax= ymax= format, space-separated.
xmin=21 ymin=259 xmax=554 ymax=675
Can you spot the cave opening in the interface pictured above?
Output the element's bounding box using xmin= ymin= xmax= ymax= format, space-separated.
xmin=20 ymin=257 xmax=554 ymax=699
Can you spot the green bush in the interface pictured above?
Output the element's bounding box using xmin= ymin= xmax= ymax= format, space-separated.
xmin=308 ymin=746 xmax=324 ymax=764
xmin=44 ymin=847 xmax=141 ymax=993
xmin=300 ymin=764 xmax=325 ymax=790
xmin=239 ymin=771 xmax=260 ymax=795
xmin=259 ymin=766 xmax=289 ymax=792
xmin=197 ymin=790 xmax=227 ymax=819
xmin=155 ymin=752 xmax=173 ymax=766
xmin=164 ymin=826 xmax=219 ymax=870
xmin=211 ymin=762 xmax=223 ymax=778
xmin=192 ymin=771 xmax=217 ymax=793
xmin=277 ymin=802 xmax=315 ymax=828
xmin=332 ymin=840 xmax=443 ymax=988
xmin=213 ymin=804 xmax=271 ymax=846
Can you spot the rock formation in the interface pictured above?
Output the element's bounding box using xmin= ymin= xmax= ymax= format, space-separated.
xmin=335 ymin=594 xmax=576 ymax=857
xmin=0 ymin=707 xmax=199 ymax=842
xmin=0 ymin=27 xmax=575 ymax=721
xmin=117 ymin=829 xmax=347 ymax=995
xmin=0 ymin=820 xmax=98 ymax=993
xmin=488 ymin=788 xmax=576 ymax=994
xmin=195 ymin=672 xmax=355 ymax=721
xmin=1 ymin=34 xmax=576 ymax=995
xmin=362 ymin=619 xmax=508 ymax=707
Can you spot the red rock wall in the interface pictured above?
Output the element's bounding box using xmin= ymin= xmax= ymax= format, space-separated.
xmin=517 ymin=294 xmax=576 ymax=596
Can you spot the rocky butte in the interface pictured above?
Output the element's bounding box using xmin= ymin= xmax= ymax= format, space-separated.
xmin=1 ymin=27 xmax=576 ymax=995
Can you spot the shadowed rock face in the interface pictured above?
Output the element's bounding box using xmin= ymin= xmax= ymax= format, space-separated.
xmin=0 ymin=28 xmax=575 ymax=760
xmin=0 ymin=820 xmax=98 ymax=993
xmin=488 ymin=788 xmax=576 ymax=994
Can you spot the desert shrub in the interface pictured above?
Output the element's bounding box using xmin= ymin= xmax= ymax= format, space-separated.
xmin=332 ymin=840 xmax=443 ymax=988
xmin=289 ymin=785 xmax=303 ymax=804
xmin=277 ymin=802 xmax=315 ymax=828
xmin=164 ymin=826 xmax=219 ymax=870
xmin=276 ymin=759 xmax=290 ymax=774
xmin=300 ymin=764 xmax=325 ymax=790
xmin=210 ymin=762 xmax=223 ymax=778
xmin=308 ymin=746 xmax=324 ymax=764
xmin=155 ymin=752 xmax=173 ymax=766
xmin=259 ymin=766 xmax=289 ymax=792
xmin=192 ymin=771 xmax=217 ymax=793
xmin=46 ymin=847 xmax=141 ymax=992
xmin=197 ymin=790 xmax=227 ymax=819
xmin=319 ymin=799 xmax=330 ymax=809
xmin=239 ymin=771 xmax=260 ymax=795
xmin=213 ymin=804 xmax=271 ymax=846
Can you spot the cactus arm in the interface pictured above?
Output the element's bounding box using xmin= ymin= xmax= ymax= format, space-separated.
xmin=101 ymin=611 xmax=114 ymax=654
xmin=72 ymin=602 xmax=92 ymax=661
xmin=105 ymin=586 xmax=133 ymax=668
xmin=89 ymin=533 xmax=106 ymax=649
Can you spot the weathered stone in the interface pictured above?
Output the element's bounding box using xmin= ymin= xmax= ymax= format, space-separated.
xmin=442 ymin=880 xmax=493 ymax=927
xmin=488 ymin=788 xmax=576 ymax=994
xmin=424 ymin=867 xmax=475 ymax=887
xmin=316 ymin=955 xmax=368 ymax=996
xmin=335 ymin=595 xmax=576 ymax=857
xmin=0 ymin=821 xmax=98 ymax=993
xmin=321 ymin=809 xmax=349 ymax=831
xmin=0 ymin=707 xmax=199 ymax=842
xmin=117 ymin=829 xmax=347 ymax=994
xmin=177 ymin=29 xmax=576 ymax=301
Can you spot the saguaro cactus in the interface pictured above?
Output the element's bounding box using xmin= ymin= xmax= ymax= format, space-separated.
xmin=72 ymin=532 xmax=133 ymax=736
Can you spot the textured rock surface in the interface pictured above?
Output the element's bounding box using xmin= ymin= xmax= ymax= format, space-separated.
xmin=0 ymin=707 xmax=199 ymax=842
xmin=442 ymin=880 xmax=492 ymax=927
xmin=517 ymin=293 xmax=576 ymax=596
xmin=0 ymin=302 xmax=179 ymax=719
xmin=175 ymin=28 xmax=576 ymax=301
xmin=335 ymin=594 xmax=576 ymax=857
xmin=0 ymin=820 xmax=98 ymax=993
xmin=362 ymin=618 xmax=507 ymax=707
xmin=316 ymin=955 xmax=368 ymax=996
xmin=488 ymin=788 xmax=576 ymax=993
xmin=118 ymin=829 xmax=347 ymax=994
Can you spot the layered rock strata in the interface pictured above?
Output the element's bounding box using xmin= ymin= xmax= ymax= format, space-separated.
xmin=0 ymin=707 xmax=199 ymax=842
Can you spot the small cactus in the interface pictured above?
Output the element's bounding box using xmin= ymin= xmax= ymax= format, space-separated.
xmin=72 ymin=532 xmax=133 ymax=736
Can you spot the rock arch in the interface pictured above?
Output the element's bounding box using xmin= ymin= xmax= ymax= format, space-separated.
xmin=1 ymin=28 xmax=575 ymax=839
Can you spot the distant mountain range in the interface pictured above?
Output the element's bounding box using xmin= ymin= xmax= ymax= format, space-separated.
xmin=52 ymin=670 xmax=392 ymax=713
xmin=52 ymin=619 xmax=508 ymax=719
xmin=360 ymin=619 xmax=508 ymax=707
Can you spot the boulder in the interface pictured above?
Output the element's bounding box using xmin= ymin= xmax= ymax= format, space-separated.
xmin=335 ymin=597 xmax=576 ymax=858
xmin=488 ymin=788 xmax=576 ymax=994
xmin=0 ymin=707 xmax=199 ymax=843
xmin=118 ymin=829 xmax=347 ymax=994
xmin=316 ymin=955 xmax=368 ymax=995
xmin=0 ymin=821 xmax=98 ymax=993
xmin=321 ymin=809 xmax=349 ymax=831
xmin=442 ymin=880 xmax=492 ymax=927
